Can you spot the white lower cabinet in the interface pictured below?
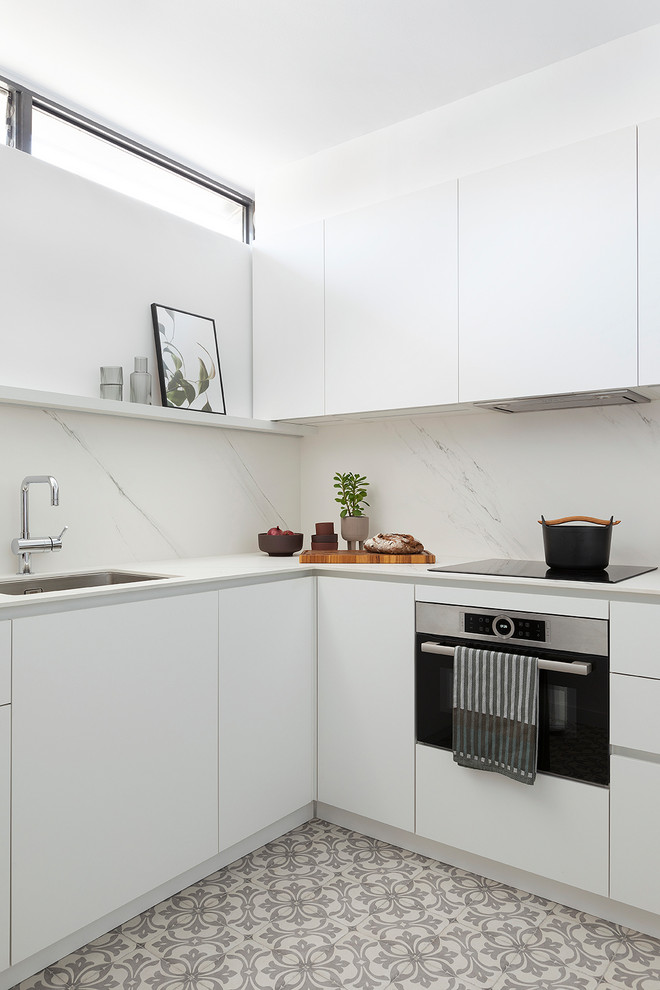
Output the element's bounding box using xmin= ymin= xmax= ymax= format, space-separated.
xmin=218 ymin=578 xmax=315 ymax=850
xmin=416 ymin=745 xmax=609 ymax=896
xmin=610 ymin=671 xmax=660 ymax=914
xmin=0 ymin=705 xmax=9 ymax=972
xmin=11 ymin=593 xmax=219 ymax=964
xmin=610 ymin=754 xmax=660 ymax=914
xmin=317 ymin=577 xmax=415 ymax=831
xmin=0 ymin=623 xmax=9 ymax=706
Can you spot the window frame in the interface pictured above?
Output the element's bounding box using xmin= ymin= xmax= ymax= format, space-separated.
xmin=2 ymin=74 xmax=254 ymax=242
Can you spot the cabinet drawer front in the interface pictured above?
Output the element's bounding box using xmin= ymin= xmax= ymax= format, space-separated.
xmin=0 ymin=623 xmax=9 ymax=705
xmin=416 ymin=744 xmax=608 ymax=896
xmin=610 ymin=601 xmax=660 ymax=678
xmin=611 ymin=673 xmax=660 ymax=754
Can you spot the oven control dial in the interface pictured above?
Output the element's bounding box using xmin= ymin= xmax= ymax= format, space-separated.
xmin=493 ymin=614 xmax=514 ymax=639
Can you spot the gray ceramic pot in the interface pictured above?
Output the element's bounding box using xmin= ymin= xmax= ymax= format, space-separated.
xmin=341 ymin=515 xmax=369 ymax=551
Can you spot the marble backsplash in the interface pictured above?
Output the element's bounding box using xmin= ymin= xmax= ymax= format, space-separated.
xmin=300 ymin=401 xmax=660 ymax=566
xmin=0 ymin=404 xmax=301 ymax=576
xmin=4 ymin=396 xmax=659 ymax=577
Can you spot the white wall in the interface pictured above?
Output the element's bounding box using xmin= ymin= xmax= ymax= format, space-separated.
xmin=301 ymin=403 xmax=660 ymax=564
xmin=0 ymin=145 xmax=301 ymax=574
xmin=0 ymin=144 xmax=252 ymax=416
xmin=257 ymin=24 xmax=660 ymax=233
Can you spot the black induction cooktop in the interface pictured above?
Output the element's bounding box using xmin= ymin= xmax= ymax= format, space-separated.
xmin=428 ymin=558 xmax=658 ymax=584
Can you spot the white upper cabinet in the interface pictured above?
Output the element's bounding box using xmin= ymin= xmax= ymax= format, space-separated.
xmin=324 ymin=182 xmax=458 ymax=415
xmin=253 ymin=221 xmax=325 ymax=420
xmin=639 ymin=117 xmax=660 ymax=386
xmin=458 ymin=128 xmax=638 ymax=402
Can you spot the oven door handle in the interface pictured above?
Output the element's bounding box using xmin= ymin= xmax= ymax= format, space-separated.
xmin=419 ymin=641 xmax=592 ymax=676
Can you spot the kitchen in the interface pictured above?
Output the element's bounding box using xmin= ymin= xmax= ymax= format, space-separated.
xmin=2 ymin=4 xmax=660 ymax=989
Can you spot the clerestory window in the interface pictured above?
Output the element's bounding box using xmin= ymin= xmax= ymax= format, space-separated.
xmin=2 ymin=76 xmax=253 ymax=242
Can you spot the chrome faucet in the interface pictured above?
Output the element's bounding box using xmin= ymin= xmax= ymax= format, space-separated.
xmin=11 ymin=476 xmax=68 ymax=575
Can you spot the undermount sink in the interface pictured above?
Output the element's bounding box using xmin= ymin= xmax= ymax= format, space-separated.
xmin=0 ymin=570 xmax=172 ymax=596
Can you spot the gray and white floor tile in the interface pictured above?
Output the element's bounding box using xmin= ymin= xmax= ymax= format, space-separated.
xmin=12 ymin=819 xmax=660 ymax=990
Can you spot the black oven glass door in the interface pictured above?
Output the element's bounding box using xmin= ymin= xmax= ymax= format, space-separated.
xmin=415 ymin=633 xmax=609 ymax=786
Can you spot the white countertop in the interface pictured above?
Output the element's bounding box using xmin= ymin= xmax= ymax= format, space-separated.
xmin=1 ymin=551 xmax=659 ymax=614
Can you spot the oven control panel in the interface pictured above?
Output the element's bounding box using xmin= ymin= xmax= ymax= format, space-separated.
xmin=464 ymin=612 xmax=547 ymax=642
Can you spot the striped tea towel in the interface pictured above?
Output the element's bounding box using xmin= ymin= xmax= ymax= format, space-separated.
xmin=452 ymin=646 xmax=539 ymax=785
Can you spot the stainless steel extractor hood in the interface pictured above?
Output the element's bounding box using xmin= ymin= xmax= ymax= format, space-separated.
xmin=475 ymin=388 xmax=651 ymax=414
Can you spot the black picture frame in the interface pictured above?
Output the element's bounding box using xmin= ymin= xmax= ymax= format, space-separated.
xmin=151 ymin=303 xmax=226 ymax=415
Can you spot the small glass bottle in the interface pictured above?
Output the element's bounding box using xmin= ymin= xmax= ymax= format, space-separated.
xmin=100 ymin=366 xmax=123 ymax=400
xmin=129 ymin=357 xmax=152 ymax=404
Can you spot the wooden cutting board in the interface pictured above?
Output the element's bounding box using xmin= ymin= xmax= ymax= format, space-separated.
xmin=299 ymin=549 xmax=436 ymax=564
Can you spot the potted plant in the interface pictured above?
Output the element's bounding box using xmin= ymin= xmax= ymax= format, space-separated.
xmin=333 ymin=471 xmax=370 ymax=550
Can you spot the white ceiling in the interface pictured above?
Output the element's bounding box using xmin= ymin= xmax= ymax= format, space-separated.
xmin=2 ymin=0 xmax=660 ymax=195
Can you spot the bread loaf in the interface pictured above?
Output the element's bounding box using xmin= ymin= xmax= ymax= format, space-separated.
xmin=364 ymin=533 xmax=424 ymax=554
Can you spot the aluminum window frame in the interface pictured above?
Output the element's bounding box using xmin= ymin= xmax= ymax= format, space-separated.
xmin=2 ymin=74 xmax=254 ymax=242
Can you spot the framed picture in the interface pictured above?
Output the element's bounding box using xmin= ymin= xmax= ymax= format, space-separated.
xmin=151 ymin=303 xmax=226 ymax=415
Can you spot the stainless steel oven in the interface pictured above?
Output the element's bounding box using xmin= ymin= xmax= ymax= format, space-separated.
xmin=415 ymin=602 xmax=609 ymax=786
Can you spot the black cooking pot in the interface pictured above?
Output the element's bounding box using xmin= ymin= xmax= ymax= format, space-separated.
xmin=539 ymin=515 xmax=621 ymax=570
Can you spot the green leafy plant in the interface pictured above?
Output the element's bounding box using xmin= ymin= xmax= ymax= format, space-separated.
xmin=158 ymin=311 xmax=216 ymax=412
xmin=333 ymin=472 xmax=370 ymax=518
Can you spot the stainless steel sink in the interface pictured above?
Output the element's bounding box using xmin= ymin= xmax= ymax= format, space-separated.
xmin=0 ymin=570 xmax=172 ymax=596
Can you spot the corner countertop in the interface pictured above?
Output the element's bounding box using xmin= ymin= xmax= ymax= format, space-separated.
xmin=1 ymin=551 xmax=660 ymax=615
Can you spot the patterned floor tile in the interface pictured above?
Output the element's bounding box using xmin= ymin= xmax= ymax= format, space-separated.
xmin=204 ymin=938 xmax=282 ymax=990
xmin=427 ymin=918 xmax=533 ymax=987
xmin=371 ymin=927 xmax=486 ymax=990
xmin=13 ymin=971 xmax=68 ymax=990
xmin=227 ymin=933 xmax=354 ymax=989
xmin=276 ymin=930 xmax=392 ymax=990
xmin=117 ymin=882 xmax=243 ymax=955
xmin=36 ymin=932 xmax=142 ymax=990
xmin=429 ymin=867 xmax=555 ymax=924
xmin=250 ymin=877 xmax=349 ymax=941
xmin=600 ymin=928 xmax=660 ymax=989
xmin=519 ymin=903 xmax=630 ymax=981
xmin=13 ymin=819 xmax=660 ymax=990
xmin=491 ymin=964 xmax=601 ymax=990
xmin=340 ymin=837 xmax=428 ymax=883
xmin=318 ymin=874 xmax=373 ymax=928
xmin=47 ymin=948 xmax=162 ymax=990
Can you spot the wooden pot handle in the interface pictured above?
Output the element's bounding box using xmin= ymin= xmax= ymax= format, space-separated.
xmin=538 ymin=515 xmax=621 ymax=526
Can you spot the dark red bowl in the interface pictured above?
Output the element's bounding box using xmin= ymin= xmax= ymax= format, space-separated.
xmin=258 ymin=532 xmax=303 ymax=556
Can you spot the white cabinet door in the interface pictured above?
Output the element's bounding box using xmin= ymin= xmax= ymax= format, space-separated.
xmin=11 ymin=593 xmax=219 ymax=963
xmin=218 ymin=579 xmax=315 ymax=850
xmin=610 ymin=600 xmax=660 ymax=678
xmin=0 ymin=622 xmax=9 ymax=706
xmin=416 ymin=744 xmax=609 ymax=895
xmin=324 ymin=182 xmax=458 ymax=415
xmin=639 ymin=117 xmax=660 ymax=386
xmin=611 ymin=673 xmax=660 ymax=754
xmin=318 ymin=577 xmax=415 ymax=831
xmin=459 ymin=127 xmax=637 ymax=402
xmin=610 ymin=754 xmax=660 ymax=914
xmin=253 ymin=222 xmax=325 ymax=420
xmin=0 ymin=705 xmax=9 ymax=972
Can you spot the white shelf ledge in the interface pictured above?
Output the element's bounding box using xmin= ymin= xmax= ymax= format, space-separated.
xmin=0 ymin=385 xmax=316 ymax=436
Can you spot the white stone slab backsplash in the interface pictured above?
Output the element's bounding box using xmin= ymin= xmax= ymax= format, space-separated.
xmin=300 ymin=402 xmax=660 ymax=565
xmin=0 ymin=404 xmax=301 ymax=575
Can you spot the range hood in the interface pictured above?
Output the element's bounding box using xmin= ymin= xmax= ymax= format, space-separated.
xmin=476 ymin=388 xmax=651 ymax=414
